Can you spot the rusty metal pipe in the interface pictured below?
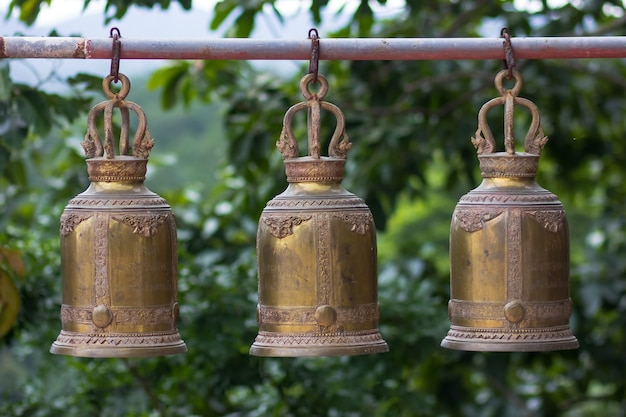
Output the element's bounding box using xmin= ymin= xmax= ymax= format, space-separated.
xmin=1 ymin=36 xmax=626 ymax=60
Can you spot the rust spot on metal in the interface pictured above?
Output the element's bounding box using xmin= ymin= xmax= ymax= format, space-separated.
xmin=85 ymin=38 xmax=93 ymax=59
xmin=73 ymin=38 xmax=86 ymax=58
xmin=0 ymin=37 xmax=7 ymax=58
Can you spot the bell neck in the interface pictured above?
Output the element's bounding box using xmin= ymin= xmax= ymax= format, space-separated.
xmin=284 ymin=156 xmax=346 ymax=184
xmin=86 ymin=157 xmax=148 ymax=183
xmin=284 ymin=180 xmax=350 ymax=195
xmin=474 ymin=152 xmax=547 ymax=192
xmin=86 ymin=179 xmax=147 ymax=192
xmin=478 ymin=176 xmax=543 ymax=191
xmin=478 ymin=153 xmax=539 ymax=178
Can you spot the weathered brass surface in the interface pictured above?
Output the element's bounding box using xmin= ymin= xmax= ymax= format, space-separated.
xmin=441 ymin=70 xmax=578 ymax=352
xmin=50 ymin=74 xmax=186 ymax=358
xmin=250 ymin=74 xmax=388 ymax=357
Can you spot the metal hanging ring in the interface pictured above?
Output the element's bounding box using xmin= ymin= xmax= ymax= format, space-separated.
xmin=109 ymin=27 xmax=122 ymax=83
xmin=494 ymin=69 xmax=522 ymax=97
xmin=500 ymin=27 xmax=516 ymax=80
xmin=102 ymin=73 xmax=131 ymax=100
xmin=308 ymin=28 xmax=320 ymax=84
xmin=300 ymin=73 xmax=328 ymax=101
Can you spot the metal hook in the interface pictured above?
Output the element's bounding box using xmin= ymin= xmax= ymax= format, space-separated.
xmin=500 ymin=27 xmax=516 ymax=80
xmin=109 ymin=27 xmax=122 ymax=83
xmin=308 ymin=28 xmax=320 ymax=84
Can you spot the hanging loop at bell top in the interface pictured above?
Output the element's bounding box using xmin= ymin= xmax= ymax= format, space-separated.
xmin=82 ymin=73 xmax=154 ymax=160
xmin=471 ymin=69 xmax=548 ymax=156
xmin=102 ymin=72 xmax=130 ymax=100
xmin=277 ymin=74 xmax=351 ymax=161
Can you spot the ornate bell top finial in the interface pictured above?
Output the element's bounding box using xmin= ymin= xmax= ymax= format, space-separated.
xmin=276 ymin=74 xmax=352 ymax=183
xmin=471 ymin=70 xmax=549 ymax=178
xmin=82 ymin=73 xmax=155 ymax=182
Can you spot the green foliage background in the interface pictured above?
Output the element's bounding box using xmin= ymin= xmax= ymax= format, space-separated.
xmin=2 ymin=1 xmax=626 ymax=416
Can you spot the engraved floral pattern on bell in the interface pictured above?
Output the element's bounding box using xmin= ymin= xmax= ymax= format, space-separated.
xmin=60 ymin=213 xmax=92 ymax=236
xmin=263 ymin=214 xmax=313 ymax=239
xmin=112 ymin=213 xmax=169 ymax=237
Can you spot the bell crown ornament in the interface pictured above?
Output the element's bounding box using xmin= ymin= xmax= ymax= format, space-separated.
xmin=250 ymin=74 xmax=388 ymax=357
xmin=81 ymin=74 xmax=154 ymax=181
xmin=471 ymin=69 xmax=548 ymax=177
xmin=50 ymin=73 xmax=187 ymax=358
xmin=441 ymin=69 xmax=578 ymax=352
xmin=277 ymin=74 xmax=352 ymax=182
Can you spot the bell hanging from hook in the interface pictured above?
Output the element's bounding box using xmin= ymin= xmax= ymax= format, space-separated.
xmin=50 ymin=73 xmax=187 ymax=357
xmin=441 ymin=69 xmax=578 ymax=352
xmin=250 ymin=74 xmax=388 ymax=357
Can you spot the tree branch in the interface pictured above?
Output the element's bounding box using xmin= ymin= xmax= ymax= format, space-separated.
xmin=441 ymin=0 xmax=495 ymax=37
xmin=122 ymin=358 xmax=166 ymax=417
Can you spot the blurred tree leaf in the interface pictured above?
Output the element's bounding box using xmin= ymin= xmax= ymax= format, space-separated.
xmin=0 ymin=247 xmax=24 ymax=338
xmin=210 ymin=0 xmax=283 ymax=37
xmin=67 ymin=72 xmax=107 ymax=92
xmin=6 ymin=0 xmax=50 ymax=26
xmin=0 ymin=270 xmax=20 ymax=338
xmin=8 ymin=0 xmax=192 ymax=25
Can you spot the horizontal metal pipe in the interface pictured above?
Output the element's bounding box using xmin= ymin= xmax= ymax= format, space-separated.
xmin=1 ymin=36 xmax=626 ymax=60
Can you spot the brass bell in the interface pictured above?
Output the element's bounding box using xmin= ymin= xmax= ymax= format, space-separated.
xmin=441 ymin=70 xmax=578 ymax=352
xmin=50 ymin=74 xmax=186 ymax=358
xmin=250 ymin=74 xmax=388 ymax=357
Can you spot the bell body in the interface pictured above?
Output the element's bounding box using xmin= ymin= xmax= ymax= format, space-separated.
xmin=250 ymin=157 xmax=388 ymax=356
xmin=441 ymin=153 xmax=578 ymax=351
xmin=51 ymin=157 xmax=186 ymax=357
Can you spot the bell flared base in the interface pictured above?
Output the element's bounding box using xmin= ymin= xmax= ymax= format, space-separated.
xmin=250 ymin=330 xmax=389 ymax=357
xmin=50 ymin=330 xmax=187 ymax=358
xmin=441 ymin=325 xmax=579 ymax=352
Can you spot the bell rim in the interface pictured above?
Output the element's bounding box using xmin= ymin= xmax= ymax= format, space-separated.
xmin=249 ymin=340 xmax=389 ymax=357
xmin=440 ymin=337 xmax=579 ymax=352
xmin=50 ymin=329 xmax=187 ymax=357
xmin=440 ymin=326 xmax=579 ymax=352
xmin=50 ymin=339 xmax=187 ymax=358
